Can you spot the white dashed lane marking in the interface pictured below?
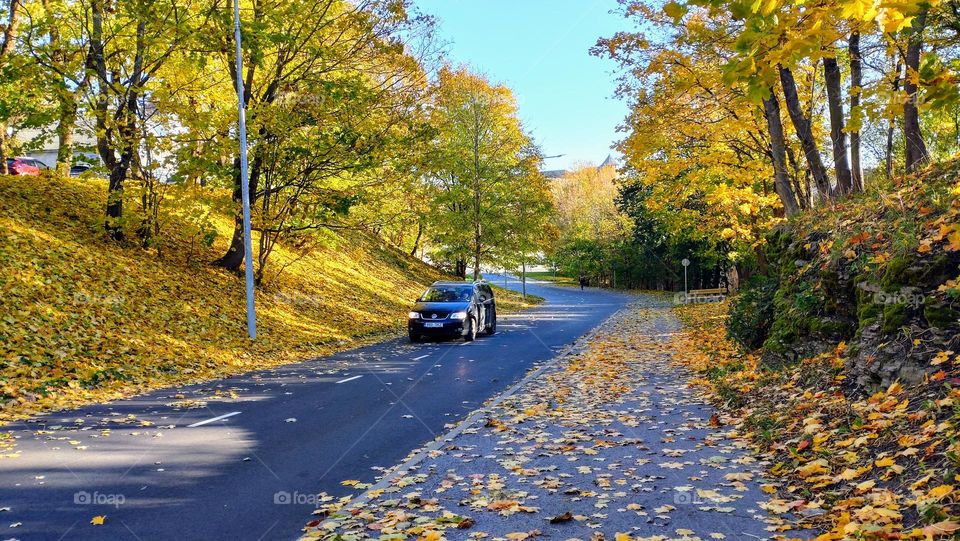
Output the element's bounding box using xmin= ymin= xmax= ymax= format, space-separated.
xmin=187 ymin=411 xmax=241 ymax=428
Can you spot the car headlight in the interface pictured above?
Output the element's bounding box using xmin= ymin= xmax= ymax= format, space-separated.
xmin=450 ymin=311 xmax=467 ymax=320
xmin=408 ymin=312 xmax=420 ymax=319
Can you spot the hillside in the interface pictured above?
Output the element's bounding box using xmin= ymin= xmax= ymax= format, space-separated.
xmin=0 ymin=175 xmax=538 ymax=421
xmin=670 ymin=161 xmax=960 ymax=538
xmin=731 ymin=160 xmax=960 ymax=389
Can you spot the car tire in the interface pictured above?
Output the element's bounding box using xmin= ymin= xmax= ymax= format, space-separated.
xmin=409 ymin=333 xmax=423 ymax=343
xmin=486 ymin=309 xmax=497 ymax=335
xmin=464 ymin=317 xmax=476 ymax=342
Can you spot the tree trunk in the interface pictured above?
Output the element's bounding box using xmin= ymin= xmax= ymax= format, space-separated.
xmin=823 ymin=56 xmax=853 ymax=195
xmin=887 ymin=56 xmax=902 ymax=179
xmin=1 ymin=0 xmax=20 ymax=57
xmin=904 ymin=5 xmax=930 ymax=173
xmin=215 ymin=154 xmax=261 ymax=271
xmin=762 ymin=92 xmax=801 ymax=216
xmin=105 ymin=166 xmax=125 ymax=240
xmin=471 ymin=138 xmax=482 ymax=281
xmin=55 ymin=94 xmax=78 ymax=176
xmin=785 ymin=145 xmax=807 ymax=209
xmin=409 ymin=220 xmax=422 ymax=257
xmin=849 ymin=32 xmax=863 ymax=191
xmin=521 ymin=258 xmax=526 ymax=300
xmin=0 ymin=0 xmax=22 ymax=175
xmin=0 ymin=130 xmax=7 ymax=175
xmin=779 ymin=65 xmax=833 ymax=201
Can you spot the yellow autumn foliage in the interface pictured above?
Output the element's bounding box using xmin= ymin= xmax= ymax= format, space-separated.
xmin=0 ymin=175 xmax=538 ymax=421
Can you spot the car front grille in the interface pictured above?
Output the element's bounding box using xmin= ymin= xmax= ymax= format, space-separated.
xmin=421 ymin=311 xmax=449 ymax=321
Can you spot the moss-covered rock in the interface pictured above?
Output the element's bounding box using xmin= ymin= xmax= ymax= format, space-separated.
xmin=924 ymin=298 xmax=960 ymax=329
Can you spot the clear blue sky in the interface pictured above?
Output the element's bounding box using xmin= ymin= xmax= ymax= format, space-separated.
xmin=414 ymin=0 xmax=627 ymax=171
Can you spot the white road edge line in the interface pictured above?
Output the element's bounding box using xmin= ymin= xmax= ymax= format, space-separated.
xmin=336 ymin=375 xmax=363 ymax=384
xmin=412 ymin=354 xmax=429 ymax=361
xmin=187 ymin=411 xmax=241 ymax=428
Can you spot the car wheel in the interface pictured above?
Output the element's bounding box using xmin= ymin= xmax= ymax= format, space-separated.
xmin=486 ymin=309 xmax=497 ymax=335
xmin=409 ymin=332 xmax=423 ymax=343
xmin=464 ymin=317 xmax=476 ymax=342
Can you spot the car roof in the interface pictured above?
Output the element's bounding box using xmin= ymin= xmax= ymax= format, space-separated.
xmin=430 ymin=281 xmax=475 ymax=287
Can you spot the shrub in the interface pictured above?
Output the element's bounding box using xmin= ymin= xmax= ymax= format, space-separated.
xmin=727 ymin=274 xmax=779 ymax=350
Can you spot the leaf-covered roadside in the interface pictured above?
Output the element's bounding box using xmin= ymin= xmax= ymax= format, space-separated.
xmin=672 ymin=301 xmax=960 ymax=540
xmin=0 ymin=175 xmax=541 ymax=424
xmin=300 ymin=303 xmax=802 ymax=541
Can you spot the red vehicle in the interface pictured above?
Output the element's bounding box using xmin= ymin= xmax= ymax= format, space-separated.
xmin=5 ymin=157 xmax=47 ymax=176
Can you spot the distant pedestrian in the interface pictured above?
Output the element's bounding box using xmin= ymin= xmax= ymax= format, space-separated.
xmin=579 ymin=276 xmax=586 ymax=290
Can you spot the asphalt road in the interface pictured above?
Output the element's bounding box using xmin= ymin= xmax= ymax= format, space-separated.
xmin=0 ymin=276 xmax=630 ymax=541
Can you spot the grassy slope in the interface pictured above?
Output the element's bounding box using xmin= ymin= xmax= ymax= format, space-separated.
xmin=520 ymin=271 xmax=577 ymax=286
xmin=0 ymin=175 xmax=540 ymax=421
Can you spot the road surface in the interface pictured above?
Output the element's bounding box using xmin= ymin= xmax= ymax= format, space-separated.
xmin=0 ymin=276 xmax=630 ymax=540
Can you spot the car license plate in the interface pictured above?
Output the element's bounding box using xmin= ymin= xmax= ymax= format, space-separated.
xmin=424 ymin=322 xmax=443 ymax=328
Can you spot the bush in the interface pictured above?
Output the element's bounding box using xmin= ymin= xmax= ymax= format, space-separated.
xmin=727 ymin=274 xmax=779 ymax=349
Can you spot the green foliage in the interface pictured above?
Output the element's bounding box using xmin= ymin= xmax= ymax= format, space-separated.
xmin=426 ymin=67 xmax=553 ymax=278
xmin=727 ymin=274 xmax=779 ymax=350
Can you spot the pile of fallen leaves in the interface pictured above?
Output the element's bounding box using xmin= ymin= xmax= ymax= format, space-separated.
xmin=0 ymin=175 xmax=539 ymax=422
xmin=673 ymin=301 xmax=960 ymax=540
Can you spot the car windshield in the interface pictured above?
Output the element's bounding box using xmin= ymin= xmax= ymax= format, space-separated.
xmin=419 ymin=286 xmax=473 ymax=303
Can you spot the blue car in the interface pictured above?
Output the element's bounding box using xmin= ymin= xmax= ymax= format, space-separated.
xmin=408 ymin=281 xmax=497 ymax=342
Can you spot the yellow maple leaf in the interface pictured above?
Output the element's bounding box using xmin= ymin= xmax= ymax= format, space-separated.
xmin=928 ymin=484 xmax=954 ymax=499
xmin=948 ymin=231 xmax=960 ymax=251
xmin=838 ymin=468 xmax=861 ymax=481
xmin=856 ymin=480 xmax=876 ymax=492
xmin=932 ymin=351 xmax=953 ymax=366
xmin=875 ymin=456 xmax=897 ymax=468
xmin=90 ymin=515 xmax=106 ymax=525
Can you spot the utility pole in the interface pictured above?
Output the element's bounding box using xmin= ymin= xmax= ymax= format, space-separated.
xmin=234 ymin=0 xmax=256 ymax=340
xmin=682 ymin=258 xmax=690 ymax=304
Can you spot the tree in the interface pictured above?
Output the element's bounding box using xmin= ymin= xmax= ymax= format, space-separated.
xmin=762 ymin=91 xmax=800 ymax=216
xmin=903 ymin=4 xmax=930 ymax=172
xmin=848 ymin=30 xmax=863 ymax=190
xmin=208 ymin=0 xmax=434 ymax=273
xmin=778 ymin=65 xmax=833 ymax=200
xmin=84 ymin=0 xmax=210 ymax=240
xmin=21 ymin=0 xmax=90 ymax=176
xmin=823 ymin=54 xmax=853 ymax=194
xmin=427 ymin=66 xmax=538 ymax=280
xmin=0 ymin=0 xmax=23 ymax=173
xmin=498 ymin=149 xmax=554 ymax=297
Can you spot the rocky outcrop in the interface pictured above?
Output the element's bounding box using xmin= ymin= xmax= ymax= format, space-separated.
xmin=749 ymin=229 xmax=960 ymax=394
